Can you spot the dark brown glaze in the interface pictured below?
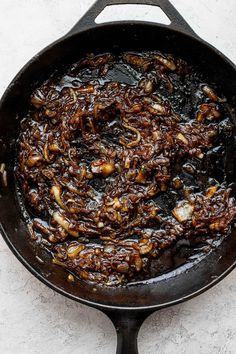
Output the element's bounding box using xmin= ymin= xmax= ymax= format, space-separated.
xmin=17 ymin=52 xmax=236 ymax=286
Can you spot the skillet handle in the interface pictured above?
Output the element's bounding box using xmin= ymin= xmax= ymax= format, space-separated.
xmin=104 ymin=310 xmax=152 ymax=354
xmin=67 ymin=0 xmax=197 ymax=38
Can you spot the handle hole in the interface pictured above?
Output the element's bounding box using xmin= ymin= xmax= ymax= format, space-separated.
xmin=95 ymin=4 xmax=171 ymax=25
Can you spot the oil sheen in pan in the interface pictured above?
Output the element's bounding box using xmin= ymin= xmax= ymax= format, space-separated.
xmin=15 ymin=174 xmax=227 ymax=287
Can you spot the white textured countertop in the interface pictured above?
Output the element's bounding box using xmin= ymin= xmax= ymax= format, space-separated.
xmin=0 ymin=1 xmax=235 ymax=353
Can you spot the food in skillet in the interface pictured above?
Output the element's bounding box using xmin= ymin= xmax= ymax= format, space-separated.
xmin=17 ymin=52 xmax=236 ymax=286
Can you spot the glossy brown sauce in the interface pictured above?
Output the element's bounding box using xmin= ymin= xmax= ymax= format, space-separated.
xmin=17 ymin=52 xmax=236 ymax=286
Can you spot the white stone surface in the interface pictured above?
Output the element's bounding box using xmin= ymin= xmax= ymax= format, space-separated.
xmin=0 ymin=1 xmax=235 ymax=353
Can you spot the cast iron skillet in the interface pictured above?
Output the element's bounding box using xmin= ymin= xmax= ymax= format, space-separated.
xmin=0 ymin=0 xmax=235 ymax=353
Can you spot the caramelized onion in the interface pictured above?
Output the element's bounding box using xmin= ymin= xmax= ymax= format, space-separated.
xmin=53 ymin=211 xmax=79 ymax=237
xmin=17 ymin=51 xmax=235 ymax=287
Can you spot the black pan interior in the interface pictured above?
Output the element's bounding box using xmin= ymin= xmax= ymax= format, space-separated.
xmin=0 ymin=23 xmax=235 ymax=309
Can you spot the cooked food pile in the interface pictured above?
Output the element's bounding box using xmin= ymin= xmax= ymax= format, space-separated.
xmin=17 ymin=52 xmax=236 ymax=286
